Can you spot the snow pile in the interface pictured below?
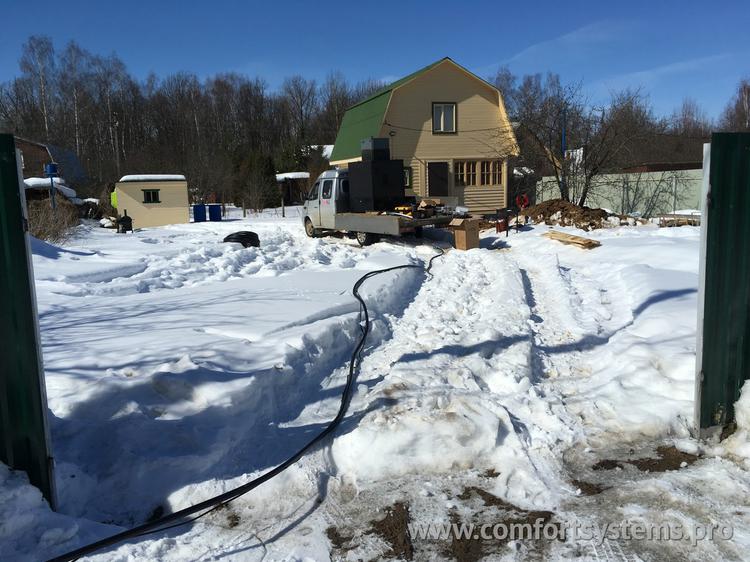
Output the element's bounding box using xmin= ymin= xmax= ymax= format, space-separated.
xmin=24 ymin=177 xmax=77 ymax=200
xmin=275 ymin=171 xmax=309 ymax=181
xmin=0 ymin=463 xmax=115 ymax=561
xmin=118 ymin=174 xmax=186 ymax=182
xmin=722 ymin=381 xmax=750 ymax=466
xmin=330 ymin=249 xmax=577 ymax=508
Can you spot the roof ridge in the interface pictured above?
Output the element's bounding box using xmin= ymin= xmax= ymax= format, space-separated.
xmin=347 ymin=57 xmax=452 ymax=110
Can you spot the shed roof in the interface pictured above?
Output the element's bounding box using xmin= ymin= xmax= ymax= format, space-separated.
xmin=118 ymin=174 xmax=186 ymax=182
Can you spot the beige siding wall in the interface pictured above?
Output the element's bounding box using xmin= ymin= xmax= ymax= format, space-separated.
xmin=115 ymin=181 xmax=189 ymax=228
xmin=463 ymin=185 xmax=505 ymax=213
xmin=380 ymin=62 xmax=516 ymax=212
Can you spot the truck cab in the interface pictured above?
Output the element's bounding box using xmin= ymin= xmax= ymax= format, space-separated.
xmin=303 ymin=169 xmax=349 ymax=236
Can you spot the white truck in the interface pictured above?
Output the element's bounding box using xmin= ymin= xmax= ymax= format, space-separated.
xmin=302 ymin=169 xmax=453 ymax=245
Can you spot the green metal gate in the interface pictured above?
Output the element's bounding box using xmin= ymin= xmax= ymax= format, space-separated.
xmin=0 ymin=134 xmax=56 ymax=506
xmin=696 ymin=133 xmax=750 ymax=433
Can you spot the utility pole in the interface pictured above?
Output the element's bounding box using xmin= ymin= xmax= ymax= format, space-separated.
xmin=561 ymin=105 xmax=567 ymax=201
xmin=112 ymin=112 xmax=121 ymax=177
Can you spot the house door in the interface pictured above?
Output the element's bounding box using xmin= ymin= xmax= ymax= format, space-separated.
xmin=427 ymin=162 xmax=450 ymax=197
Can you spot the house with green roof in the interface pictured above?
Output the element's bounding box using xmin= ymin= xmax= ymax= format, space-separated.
xmin=330 ymin=57 xmax=519 ymax=213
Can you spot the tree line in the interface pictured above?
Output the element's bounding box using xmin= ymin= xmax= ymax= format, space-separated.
xmin=491 ymin=68 xmax=750 ymax=206
xmin=0 ymin=36 xmax=383 ymax=205
xmin=1 ymin=35 xmax=748 ymax=208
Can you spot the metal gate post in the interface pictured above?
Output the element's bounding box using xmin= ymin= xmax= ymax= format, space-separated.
xmin=695 ymin=133 xmax=750 ymax=437
xmin=0 ymin=134 xmax=56 ymax=507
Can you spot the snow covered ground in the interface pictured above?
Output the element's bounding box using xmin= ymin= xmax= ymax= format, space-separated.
xmin=2 ymin=209 xmax=750 ymax=561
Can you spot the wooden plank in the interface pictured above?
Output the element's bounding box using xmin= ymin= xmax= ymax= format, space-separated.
xmin=658 ymin=214 xmax=701 ymax=227
xmin=543 ymin=230 xmax=601 ymax=249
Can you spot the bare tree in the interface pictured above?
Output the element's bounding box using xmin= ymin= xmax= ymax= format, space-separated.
xmin=670 ymin=98 xmax=712 ymax=138
xmin=281 ymin=75 xmax=317 ymax=143
xmin=59 ymin=41 xmax=92 ymax=156
xmin=720 ymin=78 xmax=750 ymax=131
xmin=315 ymin=72 xmax=351 ymax=142
xmin=19 ymin=36 xmax=55 ymax=140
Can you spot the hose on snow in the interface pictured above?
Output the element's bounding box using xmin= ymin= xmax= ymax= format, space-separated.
xmin=48 ymin=246 xmax=445 ymax=562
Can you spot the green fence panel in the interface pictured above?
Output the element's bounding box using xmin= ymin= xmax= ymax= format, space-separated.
xmin=698 ymin=132 xmax=750 ymax=431
xmin=0 ymin=134 xmax=56 ymax=507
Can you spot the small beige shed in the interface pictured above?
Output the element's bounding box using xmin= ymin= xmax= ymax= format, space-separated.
xmin=114 ymin=175 xmax=189 ymax=228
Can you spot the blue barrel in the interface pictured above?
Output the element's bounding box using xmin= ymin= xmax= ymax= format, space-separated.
xmin=208 ymin=204 xmax=222 ymax=222
xmin=193 ymin=204 xmax=206 ymax=222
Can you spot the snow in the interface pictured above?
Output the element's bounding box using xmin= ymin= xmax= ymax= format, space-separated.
xmin=24 ymin=177 xmax=77 ymax=199
xmin=275 ymin=171 xmax=310 ymax=181
xmin=3 ymin=214 xmax=750 ymax=560
xmin=308 ymin=144 xmax=334 ymax=159
xmin=118 ymin=174 xmax=186 ymax=182
xmin=721 ymin=381 xmax=750 ymax=466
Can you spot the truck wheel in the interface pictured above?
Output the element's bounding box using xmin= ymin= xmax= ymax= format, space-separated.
xmin=356 ymin=232 xmax=378 ymax=246
xmin=304 ymin=218 xmax=318 ymax=238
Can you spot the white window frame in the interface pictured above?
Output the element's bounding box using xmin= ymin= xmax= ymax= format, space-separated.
xmin=432 ymin=102 xmax=456 ymax=134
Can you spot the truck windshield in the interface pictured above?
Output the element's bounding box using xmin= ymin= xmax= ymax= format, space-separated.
xmin=308 ymin=183 xmax=319 ymax=200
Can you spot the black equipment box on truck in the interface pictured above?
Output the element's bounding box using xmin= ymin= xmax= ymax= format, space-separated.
xmin=348 ymin=159 xmax=405 ymax=212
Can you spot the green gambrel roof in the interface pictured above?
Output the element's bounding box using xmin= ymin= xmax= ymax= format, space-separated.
xmin=330 ymin=58 xmax=450 ymax=162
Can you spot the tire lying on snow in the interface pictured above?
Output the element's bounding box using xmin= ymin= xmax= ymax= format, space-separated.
xmin=222 ymin=231 xmax=260 ymax=248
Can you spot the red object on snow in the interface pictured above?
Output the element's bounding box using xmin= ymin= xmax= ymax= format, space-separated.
xmin=515 ymin=193 xmax=530 ymax=209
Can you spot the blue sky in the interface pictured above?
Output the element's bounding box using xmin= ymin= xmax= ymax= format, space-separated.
xmin=1 ymin=0 xmax=747 ymax=119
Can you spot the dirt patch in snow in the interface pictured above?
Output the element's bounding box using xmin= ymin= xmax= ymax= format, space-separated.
xmin=457 ymin=486 xmax=517 ymax=509
xmin=447 ymin=487 xmax=557 ymax=562
xmin=592 ymin=446 xmax=699 ymax=473
xmin=368 ymin=501 xmax=414 ymax=560
xmin=326 ymin=526 xmax=355 ymax=553
xmin=522 ymin=199 xmax=610 ymax=231
xmin=629 ymin=445 xmax=699 ymax=472
xmin=571 ymin=479 xmax=606 ymax=496
xmin=592 ymin=459 xmax=625 ymax=471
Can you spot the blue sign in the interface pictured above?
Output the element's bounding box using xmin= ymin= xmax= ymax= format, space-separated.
xmin=44 ymin=162 xmax=58 ymax=177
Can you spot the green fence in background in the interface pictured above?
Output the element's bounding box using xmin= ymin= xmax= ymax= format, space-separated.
xmin=0 ymin=134 xmax=56 ymax=507
xmin=697 ymin=133 xmax=750 ymax=432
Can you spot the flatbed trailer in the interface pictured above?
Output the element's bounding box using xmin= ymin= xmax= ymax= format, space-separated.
xmin=302 ymin=168 xmax=453 ymax=245
xmin=333 ymin=212 xmax=453 ymax=236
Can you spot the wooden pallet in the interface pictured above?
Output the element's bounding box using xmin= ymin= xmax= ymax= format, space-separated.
xmin=658 ymin=214 xmax=701 ymax=227
xmin=543 ymin=230 xmax=601 ymax=249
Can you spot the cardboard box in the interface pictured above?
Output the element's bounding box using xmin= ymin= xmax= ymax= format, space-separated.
xmin=450 ymin=218 xmax=480 ymax=250
xmin=418 ymin=198 xmax=441 ymax=208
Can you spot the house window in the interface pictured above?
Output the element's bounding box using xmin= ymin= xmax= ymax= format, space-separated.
xmin=432 ymin=102 xmax=456 ymax=133
xmin=404 ymin=167 xmax=412 ymax=188
xmin=465 ymin=162 xmax=476 ymax=185
xmin=454 ymin=161 xmax=465 ymax=186
xmin=491 ymin=161 xmax=502 ymax=185
xmin=480 ymin=161 xmax=491 ymax=185
xmin=454 ymin=161 xmax=477 ymax=186
xmin=142 ymin=189 xmax=160 ymax=203
xmin=477 ymin=161 xmax=503 ymax=186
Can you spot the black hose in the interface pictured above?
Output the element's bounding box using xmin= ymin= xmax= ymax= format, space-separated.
xmin=48 ymin=247 xmax=444 ymax=562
